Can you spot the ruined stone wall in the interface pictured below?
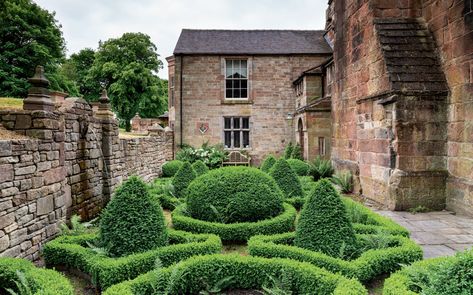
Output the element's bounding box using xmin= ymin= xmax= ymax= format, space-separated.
xmin=0 ymin=98 xmax=173 ymax=259
xmin=172 ymin=54 xmax=330 ymax=164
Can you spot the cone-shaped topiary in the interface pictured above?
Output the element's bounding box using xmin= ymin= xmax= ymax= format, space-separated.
xmin=260 ymin=154 xmax=277 ymax=172
xmin=287 ymin=158 xmax=310 ymax=176
xmin=99 ymin=176 xmax=168 ymax=257
xmin=162 ymin=160 xmax=184 ymax=177
xmin=269 ymin=158 xmax=303 ymax=198
xmin=291 ymin=144 xmax=303 ymax=160
xmin=191 ymin=160 xmax=209 ymax=176
xmin=284 ymin=142 xmax=294 ymax=159
xmin=186 ymin=166 xmax=284 ymax=223
xmin=172 ymin=161 xmax=197 ymax=198
xmin=294 ymin=179 xmax=357 ymax=258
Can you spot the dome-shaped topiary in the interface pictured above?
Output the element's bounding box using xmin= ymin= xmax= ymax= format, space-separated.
xmin=172 ymin=162 xmax=197 ymax=198
xmin=99 ymin=176 xmax=168 ymax=257
xmin=286 ymin=159 xmax=310 ymax=176
xmin=186 ymin=167 xmax=284 ymax=223
xmin=269 ymin=158 xmax=304 ymax=198
xmin=294 ymin=179 xmax=357 ymax=258
xmin=162 ymin=160 xmax=184 ymax=177
xmin=260 ymin=154 xmax=277 ymax=172
xmin=191 ymin=160 xmax=209 ymax=176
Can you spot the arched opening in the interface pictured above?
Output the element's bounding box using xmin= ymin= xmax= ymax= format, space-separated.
xmin=297 ymin=118 xmax=304 ymax=159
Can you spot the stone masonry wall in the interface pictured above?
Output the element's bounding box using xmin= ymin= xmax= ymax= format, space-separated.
xmin=0 ymin=97 xmax=173 ymax=259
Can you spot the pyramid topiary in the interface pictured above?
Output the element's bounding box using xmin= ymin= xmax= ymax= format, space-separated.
xmin=286 ymin=158 xmax=310 ymax=176
xmin=269 ymin=158 xmax=303 ymax=198
xmin=172 ymin=161 xmax=197 ymax=198
xmin=162 ymin=160 xmax=184 ymax=177
xmin=260 ymin=154 xmax=277 ymax=172
xmin=294 ymin=179 xmax=357 ymax=258
xmin=191 ymin=160 xmax=209 ymax=176
xmin=283 ymin=142 xmax=294 ymax=159
xmin=99 ymin=176 xmax=168 ymax=257
xmin=291 ymin=144 xmax=303 ymax=160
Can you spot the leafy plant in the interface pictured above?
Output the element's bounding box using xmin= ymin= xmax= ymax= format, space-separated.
xmin=260 ymin=154 xmax=277 ymax=172
xmin=171 ymin=162 xmax=197 ymax=198
xmin=176 ymin=142 xmax=227 ymax=169
xmin=199 ymin=269 xmax=235 ymax=295
xmin=408 ymin=205 xmax=430 ymax=214
xmin=269 ymin=158 xmax=303 ymax=198
xmin=309 ymin=156 xmax=334 ymax=181
xmin=59 ymin=214 xmax=93 ymax=236
xmin=262 ymin=272 xmax=293 ymax=295
xmin=283 ymin=142 xmax=294 ymax=159
xmin=331 ymin=170 xmax=353 ymax=193
xmin=5 ymin=271 xmax=33 ymax=295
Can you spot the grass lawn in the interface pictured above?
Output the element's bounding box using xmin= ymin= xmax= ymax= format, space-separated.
xmin=0 ymin=97 xmax=23 ymax=110
xmin=118 ymin=128 xmax=148 ymax=139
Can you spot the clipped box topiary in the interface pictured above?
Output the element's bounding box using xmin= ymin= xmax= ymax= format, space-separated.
xmin=186 ymin=166 xmax=284 ymax=223
xmin=191 ymin=160 xmax=209 ymax=176
xmin=269 ymin=158 xmax=304 ymax=198
xmin=103 ymin=254 xmax=368 ymax=295
xmin=171 ymin=161 xmax=196 ymax=198
xmin=161 ymin=160 xmax=183 ymax=177
xmin=0 ymin=257 xmax=74 ymax=295
xmin=287 ymin=158 xmax=310 ymax=176
xmin=100 ymin=176 xmax=168 ymax=257
xmin=295 ymin=179 xmax=357 ymax=258
xmin=260 ymin=154 xmax=276 ymax=172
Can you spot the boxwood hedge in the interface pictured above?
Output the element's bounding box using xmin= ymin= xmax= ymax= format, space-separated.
xmin=260 ymin=154 xmax=276 ymax=172
xmin=269 ymin=158 xmax=304 ymax=198
xmin=383 ymin=249 xmax=473 ymax=295
xmin=0 ymin=257 xmax=74 ymax=295
xmin=161 ymin=160 xmax=183 ymax=177
xmin=172 ymin=203 xmax=297 ymax=241
xmin=191 ymin=160 xmax=208 ymax=176
xmin=43 ymin=229 xmax=222 ymax=290
xmin=171 ymin=161 xmax=197 ymax=198
xmin=287 ymin=158 xmax=310 ymax=176
xmin=248 ymin=232 xmax=423 ymax=282
xmin=103 ymin=254 xmax=368 ymax=295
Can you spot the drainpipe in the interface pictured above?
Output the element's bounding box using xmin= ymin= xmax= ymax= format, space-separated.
xmin=179 ymin=55 xmax=183 ymax=146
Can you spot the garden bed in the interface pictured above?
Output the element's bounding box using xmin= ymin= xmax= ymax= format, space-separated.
xmin=103 ymin=254 xmax=368 ymax=295
xmin=172 ymin=203 xmax=297 ymax=242
xmin=42 ymin=229 xmax=222 ymax=290
xmin=248 ymin=232 xmax=422 ymax=282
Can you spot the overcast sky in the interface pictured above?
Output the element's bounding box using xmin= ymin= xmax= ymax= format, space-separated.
xmin=34 ymin=0 xmax=328 ymax=79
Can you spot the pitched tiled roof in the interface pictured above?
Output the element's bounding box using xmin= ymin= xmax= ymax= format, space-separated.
xmin=173 ymin=29 xmax=332 ymax=55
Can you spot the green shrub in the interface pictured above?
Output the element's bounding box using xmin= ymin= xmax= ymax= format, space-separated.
xmin=161 ymin=160 xmax=184 ymax=177
xmin=309 ymin=156 xmax=334 ymax=180
xmin=186 ymin=166 xmax=284 ymax=223
xmin=283 ymin=142 xmax=294 ymax=159
xmin=172 ymin=203 xmax=296 ymax=242
xmin=295 ymin=179 xmax=357 ymax=258
xmin=103 ymin=254 xmax=367 ymax=295
xmin=331 ymin=170 xmax=354 ymax=193
xmin=249 ymin=232 xmax=422 ymax=283
xmin=260 ymin=154 xmax=277 ymax=172
xmin=384 ymin=249 xmax=473 ymax=295
xmin=176 ymin=142 xmax=227 ymax=169
xmin=100 ymin=176 xmax=168 ymax=257
xmin=191 ymin=160 xmax=208 ymax=176
xmin=0 ymin=257 xmax=74 ymax=295
xmin=291 ymin=143 xmax=303 ymax=160
xmin=43 ymin=230 xmax=222 ymax=290
xmin=286 ymin=158 xmax=310 ymax=176
xmin=171 ymin=162 xmax=196 ymax=198
xmin=269 ymin=158 xmax=304 ymax=198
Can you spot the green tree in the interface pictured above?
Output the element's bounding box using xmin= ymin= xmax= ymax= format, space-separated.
xmin=0 ymin=0 xmax=67 ymax=97
xmin=139 ymin=78 xmax=168 ymax=118
xmin=89 ymin=32 xmax=164 ymax=131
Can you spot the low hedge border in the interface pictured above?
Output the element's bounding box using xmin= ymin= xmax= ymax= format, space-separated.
xmin=42 ymin=229 xmax=222 ymax=290
xmin=104 ymin=254 xmax=368 ymax=295
xmin=0 ymin=257 xmax=74 ymax=295
xmin=248 ymin=232 xmax=422 ymax=282
xmin=172 ymin=203 xmax=297 ymax=241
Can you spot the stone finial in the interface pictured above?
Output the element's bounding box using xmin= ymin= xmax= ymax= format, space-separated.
xmin=96 ymin=88 xmax=114 ymax=119
xmin=99 ymin=89 xmax=110 ymax=105
xmin=23 ymin=65 xmax=55 ymax=112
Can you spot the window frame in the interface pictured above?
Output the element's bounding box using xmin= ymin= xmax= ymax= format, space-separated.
xmin=224 ymin=59 xmax=249 ymax=100
xmin=223 ymin=116 xmax=250 ymax=149
xmin=318 ymin=137 xmax=326 ymax=156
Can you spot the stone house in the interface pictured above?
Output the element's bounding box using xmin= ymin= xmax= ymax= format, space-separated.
xmin=166 ymin=30 xmax=332 ymax=164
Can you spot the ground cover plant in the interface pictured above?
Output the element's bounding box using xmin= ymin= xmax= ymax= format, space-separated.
xmin=0 ymin=257 xmax=74 ymax=295
xmin=383 ymin=249 xmax=473 ymax=295
xmin=103 ymin=254 xmax=368 ymax=295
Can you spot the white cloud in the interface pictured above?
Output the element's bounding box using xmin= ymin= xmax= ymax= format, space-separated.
xmin=34 ymin=0 xmax=328 ymax=79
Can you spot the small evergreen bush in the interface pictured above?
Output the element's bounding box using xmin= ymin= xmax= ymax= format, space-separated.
xmin=286 ymin=159 xmax=310 ymax=176
xmin=309 ymin=156 xmax=334 ymax=180
xmin=269 ymin=158 xmax=304 ymax=198
xmin=186 ymin=167 xmax=284 ymax=223
xmin=291 ymin=144 xmax=303 ymax=160
xmin=191 ymin=160 xmax=209 ymax=176
xmin=162 ymin=160 xmax=184 ymax=177
xmin=99 ymin=176 xmax=168 ymax=257
xmin=171 ymin=162 xmax=197 ymax=198
xmin=283 ymin=142 xmax=294 ymax=159
xmin=260 ymin=154 xmax=277 ymax=172
xmin=294 ymin=179 xmax=357 ymax=258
